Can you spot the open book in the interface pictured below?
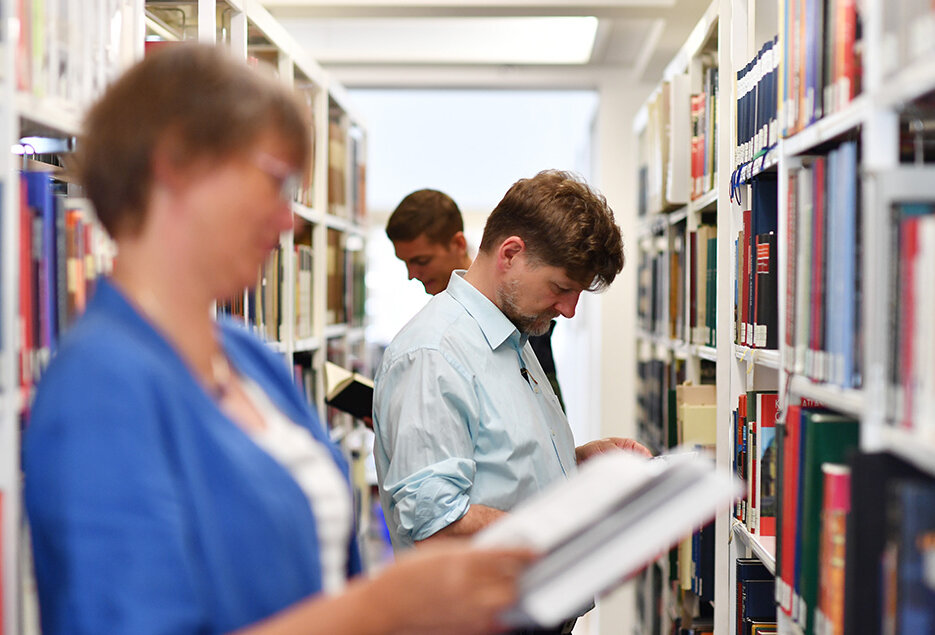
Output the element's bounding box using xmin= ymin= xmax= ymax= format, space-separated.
xmin=323 ymin=361 xmax=374 ymax=421
xmin=474 ymin=449 xmax=742 ymax=628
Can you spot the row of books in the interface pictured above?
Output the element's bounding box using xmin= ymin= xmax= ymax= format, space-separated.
xmin=18 ymin=169 xmax=114 ymax=400
xmin=889 ymin=203 xmax=935 ymax=432
xmin=780 ymin=441 xmax=935 ymax=635
xmin=735 ymin=38 xmax=779 ymax=174
xmin=783 ymin=140 xmax=860 ymax=388
xmin=732 ymin=391 xmax=779 ymax=538
xmin=735 ymin=175 xmax=778 ymax=350
xmin=780 ymin=0 xmax=861 ymax=137
xmin=636 ymin=223 xmax=718 ymax=347
xmin=327 ymin=113 xmax=367 ymax=223
xmin=218 ymin=231 xmax=366 ymax=340
xmin=639 ymin=62 xmax=720 ymax=217
xmin=775 ymin=403 xmax=859 ymax=635
xmin=690 ymin=58 xmax=718 ymax=200
xmin=673 ymin=384 xmax=717 ymax=605
xmin=14 ymin=0 xmax=125 ymax=105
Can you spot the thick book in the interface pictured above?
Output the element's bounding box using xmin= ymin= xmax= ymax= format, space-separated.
xmin=882 ymin=479 xmax=935 ymax=634
xmin=323 ymin=361 xmax=374 ymax=421
xmin=844 ymin=453 xmax=933 ymax=635
xmin=474 ymin=451 xmax=742 ymax=628
xmin=814 ymin=463 xmax=849 ymax=635
xmin=736 ymin=558 xmax=773 ymax=635
xmin=795 ymin=409 xmax=859 ymax=634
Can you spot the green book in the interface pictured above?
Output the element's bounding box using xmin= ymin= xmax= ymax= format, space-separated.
xmin=797 ymin=410 xmax=859 ymax=635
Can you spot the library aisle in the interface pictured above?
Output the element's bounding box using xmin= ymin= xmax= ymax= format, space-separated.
xmin=635 ymin=0 xmax=935 ymax=633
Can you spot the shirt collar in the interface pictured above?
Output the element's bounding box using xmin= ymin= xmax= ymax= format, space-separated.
xmin=444 ymin=270 xmax=526 ymax=351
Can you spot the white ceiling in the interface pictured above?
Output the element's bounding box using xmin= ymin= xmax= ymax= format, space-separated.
xmin=260 ymin=0 xmax=713 ymax=88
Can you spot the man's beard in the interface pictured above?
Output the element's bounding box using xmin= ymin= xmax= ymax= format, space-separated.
xmin=497 ymin=279 xmax=557 ymax=336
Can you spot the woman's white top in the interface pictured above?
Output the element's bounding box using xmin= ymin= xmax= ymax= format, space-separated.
xmin=240 ymin=378 xmax=352 ymax=594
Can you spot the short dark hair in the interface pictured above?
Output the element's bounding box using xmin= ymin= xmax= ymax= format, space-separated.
xmin=386 ymin=189 xmax=463 ymax=244
xmin=479 ymin=170 xmax=624 ymax=290
xmin=76 ymin=43 xmax=310 ymax=238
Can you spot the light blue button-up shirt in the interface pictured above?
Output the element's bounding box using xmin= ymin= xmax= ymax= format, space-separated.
xmin=373 ymin=271 xmax=577 ymax=550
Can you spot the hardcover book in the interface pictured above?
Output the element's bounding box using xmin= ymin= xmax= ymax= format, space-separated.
xmin=323 ymin=361 xmax=374 ymax=421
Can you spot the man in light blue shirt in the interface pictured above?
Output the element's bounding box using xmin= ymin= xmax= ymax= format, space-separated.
xmin=374 ymin=170 xmax=649 ymax=559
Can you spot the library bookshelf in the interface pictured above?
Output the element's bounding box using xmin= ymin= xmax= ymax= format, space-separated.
xmin=634 ymin=0 xmax=935 ymax=633
xmin=0 ymin=2 xmax=370 ymax=633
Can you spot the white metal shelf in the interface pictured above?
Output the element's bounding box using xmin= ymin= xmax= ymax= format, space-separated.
xmin=877 ymin=426 xmax=935 ymax=478
xmin=15 ymin=92 xmax=83 ymax=136
xmin=736 ymin=146 xmax=779 ymax=184
xmin=294 ymin=336 xmax=322 ymax=353
xmin=780 ymin=95 xmax=870 ymax=157
xmin=787 ymin=375 xmax=865 ymax=419
xmin=734 ymin=346 xmax=780 ymax=369
xmin=324 ymin=324 xmax=349 ymax=339
xmin=265 ymin=340 xmax=288 ymax=354
xmin=347 ymin=327 xmax=366 ymax=345
xmin=690 ymin=187 xmax=718 ymax=212
xmin=292 ymin=203 xmax=325 ymax=224
xmin=878 ymin=57 xmax=935 ymax=109
xmin=731 ymin=522 xmax=776 ymax=574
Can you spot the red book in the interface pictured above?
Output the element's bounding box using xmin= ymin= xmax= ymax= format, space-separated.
xmin=756 ymin=393 xmax=779 ymax=537
xmin=809 ymin=157 xmax=826 ymax=379
xmin=778 ymin=403 xmax=802 ymax=615
xmin=899 ymin=216 xmax=919 ymax=429
xmin=816 ymin=464 xmax=850 ymax=635
xmin=19 ymin=179 xmax=34 ymax=396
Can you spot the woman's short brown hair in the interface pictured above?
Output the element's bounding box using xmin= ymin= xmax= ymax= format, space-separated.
xmin=479 ymin=170 xmax=624 ymax=290
xmin=76 ymin=43 xmax=310 ymax=238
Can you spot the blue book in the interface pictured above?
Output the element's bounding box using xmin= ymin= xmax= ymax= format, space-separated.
xmin=22 ymin=170 xmax=58 ymax=360
xmin=837 ymin=142 xmax=858 ymax=387
xmin=886 ymin=480 xmax=935 ymax=634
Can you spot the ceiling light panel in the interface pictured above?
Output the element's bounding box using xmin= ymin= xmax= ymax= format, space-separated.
xmin=281 ymin=16 xmax=600 ymax=64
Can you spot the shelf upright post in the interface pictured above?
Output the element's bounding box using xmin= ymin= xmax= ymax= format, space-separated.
xmin=278 ymin=51 xmax=297 ymax=366
xmin=230 ymin=6 xmax=247 ymax=60
xmin=198 ymin=0 xmax=217 ymax=44
xmin=1 ymin=5 xmax=22 ymax=633
xmin=714 ymin=0 xmax=736 ymax=632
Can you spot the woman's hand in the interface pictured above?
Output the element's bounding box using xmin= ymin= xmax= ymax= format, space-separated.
xmin=365 ymin=541 xmax=537 ymax=635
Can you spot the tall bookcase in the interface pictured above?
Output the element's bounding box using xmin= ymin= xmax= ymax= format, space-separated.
xmin=0 ymin=2 xmax=370 ymax=633
xmin=634 ymin=0 xmax=935 ymax=633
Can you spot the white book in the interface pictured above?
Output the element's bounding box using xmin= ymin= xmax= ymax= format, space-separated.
xmin=474 ymin=450 xmax=742 ymax=628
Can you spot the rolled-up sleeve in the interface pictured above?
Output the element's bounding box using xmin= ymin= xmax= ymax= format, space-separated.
xmin=373 ymin=347 xmax=480 ymax=545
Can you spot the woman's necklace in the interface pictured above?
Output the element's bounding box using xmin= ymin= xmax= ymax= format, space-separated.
xmin=209 ymin=352 xmax=235 ymax=400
